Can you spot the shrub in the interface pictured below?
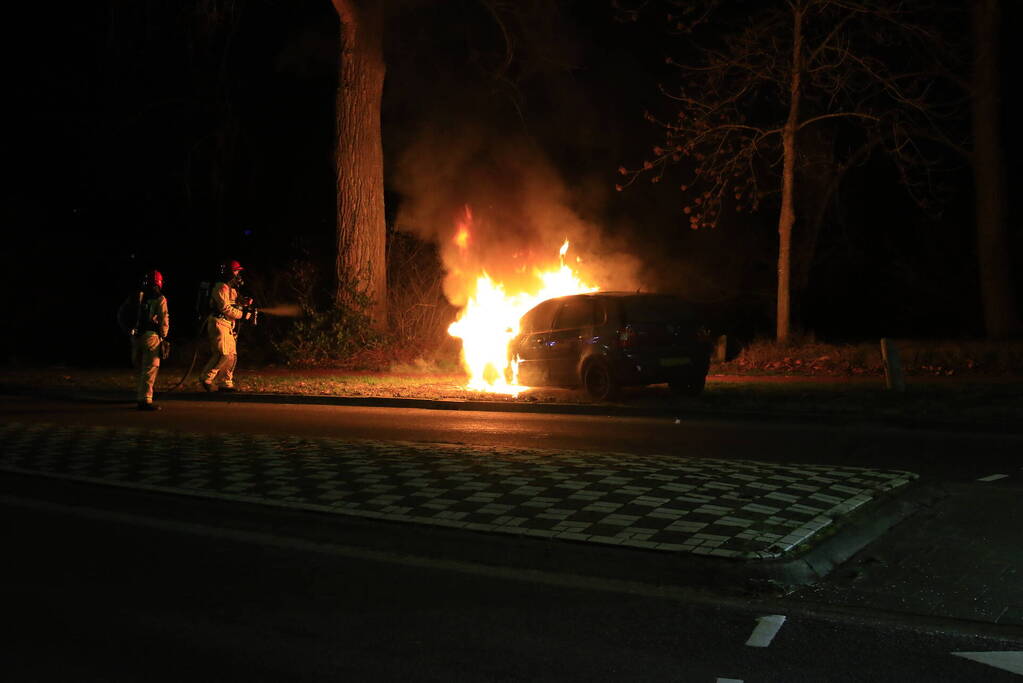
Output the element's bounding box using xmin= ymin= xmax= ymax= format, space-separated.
xmin=386 ymin=231 xmax=459 ymax=364
xmin=270 ymin=258 xmax=385 ymax=367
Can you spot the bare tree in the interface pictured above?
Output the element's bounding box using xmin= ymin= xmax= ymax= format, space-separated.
xmin=620 ymin=0 xmax=965 ymax=343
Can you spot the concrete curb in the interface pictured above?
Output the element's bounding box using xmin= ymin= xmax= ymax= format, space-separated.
xmin=169 ymin=389 xmax=1023 ymax=435
xmin=550 ymin=481 xmax=935 ymax=592
xmin=343 ymin=479 xmax=935 ymax=592
xmin=739 ymin=482 xmax=941 ymax=586
xmin=0 ymin=466 xmax=931 ymax=594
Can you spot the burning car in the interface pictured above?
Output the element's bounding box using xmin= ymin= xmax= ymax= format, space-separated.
xmin=511 ymin=292 xmax=713 ymax=401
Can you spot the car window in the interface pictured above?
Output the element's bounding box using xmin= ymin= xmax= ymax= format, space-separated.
xmin=622 ymin=295 xmax=694 ymax=324
xmin=521 ymin=299 xmax=561 ymax=334
xmin=555 ymin=297 xmax=597 ymax=329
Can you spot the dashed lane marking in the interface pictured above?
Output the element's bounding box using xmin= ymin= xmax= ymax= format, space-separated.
xmin=745 ymin=614 xmax=786 ymax=647
xmin=977 ymin=474 xmax=1009 ymax=482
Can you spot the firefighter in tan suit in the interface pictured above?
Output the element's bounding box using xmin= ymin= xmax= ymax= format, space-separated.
xmin=200 ymin=259 xmax=251 ymax=392
xmin=118 ymin=270 xmax=170 ymax=411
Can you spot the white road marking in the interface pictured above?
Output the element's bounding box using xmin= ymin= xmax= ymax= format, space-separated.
xmin=745 ymin=614 xmax=786 ymax=647
xmin=953 ymin=651 xmax=1023 ymax=675
xmin=977 ymin=474 xmax=1009 ymax=482
xmin=716 ymin=678 xmax=743 ymax=683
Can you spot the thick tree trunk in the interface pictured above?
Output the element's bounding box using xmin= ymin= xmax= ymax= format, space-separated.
xmin=776 ymin=7 xmax=804 ymax=345
xmin=333 ymin=0 xmax=388 ymax=330
xmin=972 ymin=0 xmax=1018 ymax=338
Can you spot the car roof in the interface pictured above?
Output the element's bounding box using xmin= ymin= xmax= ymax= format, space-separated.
xmin=595 ymin=291 xmax=675 ymax=297
xmin=547 ymin=291 xmax=678 ymax=299
xmin=524 ymin=292 xmax=685 ymax=313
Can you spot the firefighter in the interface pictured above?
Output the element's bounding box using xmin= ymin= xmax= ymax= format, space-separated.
xmin=200 ymin=259 xmax=252 ymax=392
xmin=118 ymin=269 xmax=170 ymax=411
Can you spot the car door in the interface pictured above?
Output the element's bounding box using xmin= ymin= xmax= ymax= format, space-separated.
xmin=512 ymin=299 xmax=561 ymax=386
xmin=547 ymin=296 xmax=597 ymax=386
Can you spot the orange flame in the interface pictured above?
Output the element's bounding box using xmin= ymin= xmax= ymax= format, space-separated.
xmin=446 ymin=218 xmax=598 ymax=395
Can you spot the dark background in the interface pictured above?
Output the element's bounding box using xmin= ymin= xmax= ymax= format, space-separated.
xmin=4 ymin=0 xmax=1019 ymax=367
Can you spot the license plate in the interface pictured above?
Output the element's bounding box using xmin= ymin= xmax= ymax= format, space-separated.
xmin=659 ymin=357 xmax=691 ymax=367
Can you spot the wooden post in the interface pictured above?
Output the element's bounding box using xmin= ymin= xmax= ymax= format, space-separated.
xmin=880 ymin=338 xmax=905 ymax=392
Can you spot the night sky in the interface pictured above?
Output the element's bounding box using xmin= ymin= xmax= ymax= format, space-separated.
xmin=5 ymin=0 xmax=1020 ymax=367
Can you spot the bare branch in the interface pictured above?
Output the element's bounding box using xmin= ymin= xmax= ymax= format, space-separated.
xmin=797 ymin=111 xmax=879 ymax=130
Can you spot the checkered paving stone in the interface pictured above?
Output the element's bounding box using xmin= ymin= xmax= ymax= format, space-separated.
xmin=0 ymin=421 xmax=917 ymax=559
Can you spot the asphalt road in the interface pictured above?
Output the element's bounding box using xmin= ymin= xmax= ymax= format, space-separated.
xmin=2 ymin=475 xmax=1019 ymax=683
xmin=2 ymin=395 xmax=1021 ymax=483
xmin=3 ymin=395 xmax=1022 ymax=681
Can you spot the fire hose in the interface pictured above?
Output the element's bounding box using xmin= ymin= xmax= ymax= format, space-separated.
xmin=164 ymin=300 xmax=298 ymax=393
xmin=164 ymin=316 xmax=209 ymax=394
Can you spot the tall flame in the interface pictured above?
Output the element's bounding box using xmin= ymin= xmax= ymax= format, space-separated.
xmin=447 ymin=218 xmax=598 ymax=395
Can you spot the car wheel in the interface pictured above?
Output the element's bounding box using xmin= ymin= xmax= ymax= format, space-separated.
xmin=583 ymin=360 xmax=618 ymax=401
xmin=670 ymin=363 xmax=708 ymax=397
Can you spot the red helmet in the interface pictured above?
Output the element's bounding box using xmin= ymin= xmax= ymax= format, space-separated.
xmin=142 ymin=269 xmax=163 ymax=290
xmin=219 ymin=259 xmax=243 ymax=280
